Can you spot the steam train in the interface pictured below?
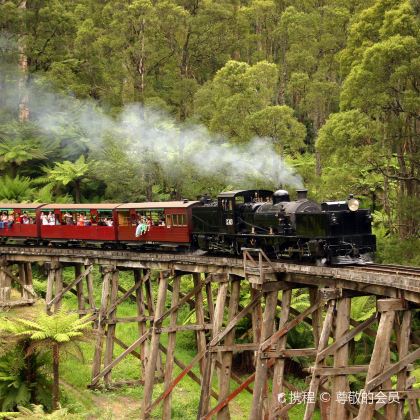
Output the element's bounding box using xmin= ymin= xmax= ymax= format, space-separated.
xmin=0 ymin=189 xmax=376 ymax=265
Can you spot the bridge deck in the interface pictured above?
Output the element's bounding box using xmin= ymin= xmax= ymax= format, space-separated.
xmin=1 ymin=246 xmax=419 ymax=303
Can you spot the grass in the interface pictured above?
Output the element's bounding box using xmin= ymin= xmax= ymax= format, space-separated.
xmin=6 ymin=267 xmax=319 ymax=419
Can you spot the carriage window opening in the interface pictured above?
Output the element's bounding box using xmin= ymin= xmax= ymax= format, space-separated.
xmin=62 ymin=210 xmax=75 ymax=225
xmin=0 ymin=210 xmax=15 ymax=227
xmin=165 ymin=214 xmax=172 ymax=226
xmin=235 ymin=196 xmax=244 ymax=205
xmin=172 ymin=214 xmax=186 ymax=226
xmin=97 ymin=211 xmax=114 ymax=226
xmin=0 ymin=210 xmax=9 ymax=226
xmin=150 ymin=211 xmax=159 ymax=225
xmin=118 ymin=211 xmax=130 ymax=226
xmin=133 ymin=210 xmax=163 ymax=226
xmin=15 ymin=210 xmax=36 ymax=224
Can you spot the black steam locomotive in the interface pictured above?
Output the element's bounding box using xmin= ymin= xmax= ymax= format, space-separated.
xmin=191 ymin=189 xmax=376 ymax=264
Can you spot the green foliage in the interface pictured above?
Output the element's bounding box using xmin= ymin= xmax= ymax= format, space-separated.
xmin=0 ymin=122 xmax=58 ymax=178
xmin=376 ymin=236 xmax=420 ymax=266
xmin=4 ymin=311 xmax=92 ymax=345
xmin=194 ymin=60 xmax=278 ymax=142
xmin=0 ymin=175 xmax=33 ymax=202
xmin=0 ymin=350 xmax=30 ymax=411
xmin=316 ymin=110 xmax=382 ymax=198
xmin=0 ymin=347 xmax=51 ymax=412
xmin=336 ymin=0 xmax=419 ymax=238
xmin=287 ymin=290 xmax=313 ymax=351
xmin=245 ymin=105 xmax=306 ymax=156
xmin=93 ymin=137 xmax=157 ymax=202
xmin=35 ymin=156 xmax=93 ymax=203
xmin=33 ymin=184 xmax=73 ymax=205
xmin=10 ymin=404 xmax=77 ymax=419
xmin=0 ymin=139 xmax=47 ymax=176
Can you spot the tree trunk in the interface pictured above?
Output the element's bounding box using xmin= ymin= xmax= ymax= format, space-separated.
xmin=10 ymin=162 xmax=18 ymax=178
xmin=277 ymin=38 xmax=287 ymax=105
xmin=52 ymin=344 xmax=60 ymax=410
xmin=22 ymin=340 xmax=37 ymax=403
xmin=179 ymin=29 xmax=191 ymax=122
xmin=0 ymin=68 xmax=5 ymax=108
xmin=145 ymin=182 xmax=152 ymax=201
xmin=18 ymin=0 xmax=29 ymax=122
xmin=74 ymin=180 xmax=81 ymax=203
xmin=133 ymin=18 xmax=146 ymax=102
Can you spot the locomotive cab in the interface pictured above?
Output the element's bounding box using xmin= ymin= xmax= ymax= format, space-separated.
xmin=191 ymin=189 xmax=273 ymax=253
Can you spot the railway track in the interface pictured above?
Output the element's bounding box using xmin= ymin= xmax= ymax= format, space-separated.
xmin=1 ymin=243 xmax=419 ymax=275
xmin=353 ymin=263 xmax=420 ymax=278
xmin=1 ymin=245 xmax=419 ymax=303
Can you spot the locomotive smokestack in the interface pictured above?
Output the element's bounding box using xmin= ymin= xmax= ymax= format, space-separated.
xmin=296 ymin=189 xmax=308 ymax=200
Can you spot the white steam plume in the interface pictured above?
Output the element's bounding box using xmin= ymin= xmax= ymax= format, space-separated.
xmin=120 ymin=105 xmax=303 ymax=189
xmin=0 ymin=52 xmax=303 ymax=192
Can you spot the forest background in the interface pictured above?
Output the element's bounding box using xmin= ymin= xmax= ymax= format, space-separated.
xmin=0 ymin=0 xmax=419 ymax=264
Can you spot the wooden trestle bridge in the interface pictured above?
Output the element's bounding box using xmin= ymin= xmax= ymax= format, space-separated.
xmin=0 ymin=245 xmax=419 ymax=419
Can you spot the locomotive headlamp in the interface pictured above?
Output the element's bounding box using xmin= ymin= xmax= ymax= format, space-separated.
xmin=347 ymin=195 xmax=360 ymax=212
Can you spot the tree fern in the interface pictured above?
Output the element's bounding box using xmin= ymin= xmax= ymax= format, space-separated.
xmin=2 ymin=311 xmax=92 ymax=410
xmin=32 ymin=156 xmax=93 ymax=203
xmin=13 ymin=403 xmax=77 ymax=418
xmin=0 ymin=175 xmax=33 ymax=202
xmin=33 ymin=184 xmax=73 ymax=204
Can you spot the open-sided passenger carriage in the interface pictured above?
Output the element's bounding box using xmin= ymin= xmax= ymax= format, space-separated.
xmin=5 ymin=201 xmax=201 ymax=249
xmin=38 ymin=204 xmax=119 ymax=245
xmin=116 ymin=201 xmax=199 ymax=249
xmin=0 ymin=203 xmax=44 ymax=244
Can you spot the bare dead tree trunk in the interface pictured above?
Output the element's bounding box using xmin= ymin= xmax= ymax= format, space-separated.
xmin=138 ymin=18 xmax=145 ymax=99
xmin=179 ymin=29 xmax=191 ymax=122
xmin=277 ymin=37 xmax=287 ymax=105
xmin=18 ymin=0 xmax=29 ymax=122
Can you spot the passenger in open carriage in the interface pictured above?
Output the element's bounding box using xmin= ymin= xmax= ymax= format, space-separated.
xmin=83 ymin=214 xmax=91 ymax=226
xmin=135 ymin=216 xmax=148 ymax=237
xmin=7 ymin=213 xmax=14 ymax=228
xmin=63 ymin=211 xmax=73 ymax=225
xmin=22 ymin=212 xmax=29 ymax=224
xmin=77 ymin=213 xmax=85 ymax=226
xmin=98 ymin=217 xmax=112 ymax=226
xmin=40 ymin=212 xmax=48 ymax=225
xmin=47 ymin=212 xmax=55 ymax=225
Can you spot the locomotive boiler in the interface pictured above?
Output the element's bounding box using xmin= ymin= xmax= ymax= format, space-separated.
xmin=191 ymin=189 xmax=376 ymax=264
